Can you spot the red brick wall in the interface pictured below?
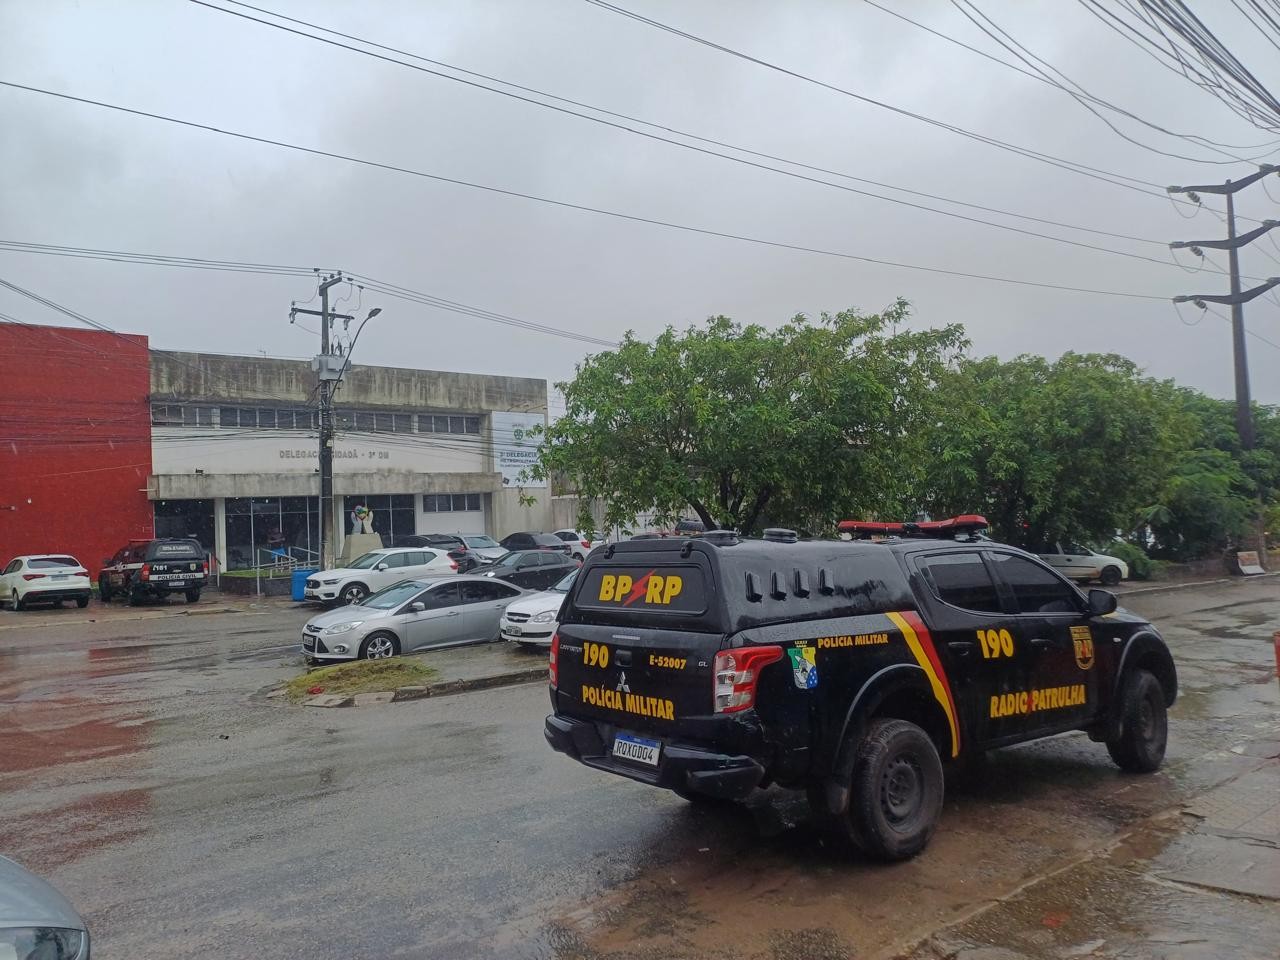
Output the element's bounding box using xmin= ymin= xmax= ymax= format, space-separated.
xmin=0 ymin=323 xmax=153 ymax=577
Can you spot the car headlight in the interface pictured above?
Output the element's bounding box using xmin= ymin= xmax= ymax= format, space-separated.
xmin=323 ymin=621 xmax=364 ymax=635
xmin=0 ymin=926 xmax=87 ymax=959
xmin=321 ymin=579 xmax=340 ymax=585
xmin=531 ymin=610 xmax=555 ymax=623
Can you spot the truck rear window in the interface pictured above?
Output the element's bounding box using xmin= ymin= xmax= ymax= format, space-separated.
xmin=148 ymin=542 xmax=203 ymax=560
xmin=575 ymin=565 xmax=707 ymax=615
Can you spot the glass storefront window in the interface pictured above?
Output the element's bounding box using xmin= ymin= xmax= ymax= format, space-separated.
xmin=224 ymin=496 xmax=320 ymax=570
xmin=154 ymin=499 xmax=215 ymax=552
xmin=343 ymin=494 xmax=416 ymax=542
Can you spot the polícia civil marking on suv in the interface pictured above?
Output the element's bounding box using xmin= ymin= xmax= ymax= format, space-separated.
xmin=544 ymin=518 xmax=1176 ymax=861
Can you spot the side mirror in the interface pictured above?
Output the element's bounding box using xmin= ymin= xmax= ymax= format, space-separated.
xmin=1087 ymin=588 xmax=1117 ymax=617
xmin=409 ymin=601 xmax=426 ymax=613
xmin=375 ymin=562 xmax=389 ymax=571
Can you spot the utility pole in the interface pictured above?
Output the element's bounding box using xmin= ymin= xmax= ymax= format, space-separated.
xmin=1171 ymin=165 xmax=1280 ymax=568
xmin=292 ymin=274 xmax=352 ymax=570
xmin=1169 ymin=166 xmax=1278 ymax=449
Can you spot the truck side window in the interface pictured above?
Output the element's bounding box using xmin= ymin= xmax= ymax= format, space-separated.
xmin=993 ymin=554 xmax=1080 ymax=614
xmin=918 ymin=553 xmax=1002 ymax=613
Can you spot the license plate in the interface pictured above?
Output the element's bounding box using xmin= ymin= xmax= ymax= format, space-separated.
xmin=52 ymin=575 xmax=68 ymax=581
xmin=168 ymin=580 xmax=188 ymax=587
xmin=506 ymin=624 xmax=522 ymax=636
xmin=613 ymin=733 xmax=661 ymax=767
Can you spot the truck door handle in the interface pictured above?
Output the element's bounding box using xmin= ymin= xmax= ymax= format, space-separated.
xmin=947 ymin=641 xmax=974 ymax=657
xmin=1029 ymin=637 xmax=1052 ymax=648
xmin=445 ymin=611 xmax=459 ymax=618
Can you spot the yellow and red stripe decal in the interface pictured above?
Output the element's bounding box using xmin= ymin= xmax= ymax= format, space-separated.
xmin=886 ymin=610 xmax=961 ymax=758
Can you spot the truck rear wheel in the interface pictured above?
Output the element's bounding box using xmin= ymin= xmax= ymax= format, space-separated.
xmin=847 ymin=718 xmax=944 ymax=861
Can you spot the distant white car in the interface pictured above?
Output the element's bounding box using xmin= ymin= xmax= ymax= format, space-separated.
xmin=0 ymin=555 xmax=92 ymax=611
xmin=303 ymin=547 xmax=457 ymax=606
xmin=1037 ymin=542 xmax=1129 ymax=586
xmin=552 ymin=529 xmax=604 ymax=562
xmin=500 ymin=569 xmax=577 ymax=647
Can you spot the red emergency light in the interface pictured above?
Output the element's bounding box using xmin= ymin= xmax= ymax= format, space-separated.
xmin=838 ymin=514 xmax=989 ymax=540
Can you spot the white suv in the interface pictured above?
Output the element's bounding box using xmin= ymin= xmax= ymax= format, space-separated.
xmin=0 ymin=555 xmax=91 ymax=610
xmin=303 ymin=548 xmax=457 ymax=605
xmin=552 ymin=529 xmax=603 ymax=562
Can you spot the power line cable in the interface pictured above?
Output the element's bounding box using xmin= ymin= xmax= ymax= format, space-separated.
xmin=948 ymin=0 xmax=1272 ymax=164
xmin=192 ymin=0 xmax=1192 ymax=249
xmin=0 ymin=85 xmax=1194 ymax=301
xmin=578 ymin=0 xmax=1238 ymax=201
xmin=860 ymin=0 xmax=1280 ymax=153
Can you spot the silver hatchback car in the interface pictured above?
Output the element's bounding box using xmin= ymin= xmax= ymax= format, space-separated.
xmin=301 ymin=575 xmax=524 ymax=662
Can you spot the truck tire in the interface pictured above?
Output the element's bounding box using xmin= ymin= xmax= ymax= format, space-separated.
xmin=847 ymin=718 xmax=944 ymax=861
xmin=128 ymin=587 xmax=144 ymax=607
xmin=98 ymin=578 xmax=112 ymax=603
xmin=185 ymin=589 xmax=201 ymax=604
xmin=1106 ymin=668 xmax=1167 ymax=773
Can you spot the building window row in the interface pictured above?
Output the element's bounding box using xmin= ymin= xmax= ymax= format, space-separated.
xmin=423 ymin=493 xmax=482 ymax=512
xmin=152 ymin=403 xmax=483 ymax=435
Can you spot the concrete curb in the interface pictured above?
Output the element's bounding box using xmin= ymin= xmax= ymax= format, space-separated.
xmin=297 ymin=665 xmax=546 ymax=708
xmin=1116 ymin=570 xmax=1279 ymax=598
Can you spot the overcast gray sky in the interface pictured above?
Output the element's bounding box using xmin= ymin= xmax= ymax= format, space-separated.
xmin=2 ymin=0 xmax=1279 ymax=405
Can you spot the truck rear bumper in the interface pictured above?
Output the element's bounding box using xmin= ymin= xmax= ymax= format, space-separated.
xmin=544 ymin=713 xmax=765 ymax=799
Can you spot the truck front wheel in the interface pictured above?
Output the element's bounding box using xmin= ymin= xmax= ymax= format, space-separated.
xmin=847 ymin=718 xmax=944 ymax=861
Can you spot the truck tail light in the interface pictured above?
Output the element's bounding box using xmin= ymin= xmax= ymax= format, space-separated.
xmin=713 ymin=646 xmax=783 ymax=714
xmin=202 ymin=560 xmax=209 ymax=575
xmin=549 ymin=631 xmax=560 ymax=689
xmin=21 ymin=573 xmax=46 ymax=581
xmin=140 ymin=563 xmax=151 ymax=581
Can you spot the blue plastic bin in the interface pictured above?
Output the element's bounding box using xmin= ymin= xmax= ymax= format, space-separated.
xmin=291 ymin=568 xmax=318 ymax=602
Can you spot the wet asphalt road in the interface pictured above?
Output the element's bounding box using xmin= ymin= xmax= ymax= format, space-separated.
xmin=1 ymin=579 xmax=1277 ymax=960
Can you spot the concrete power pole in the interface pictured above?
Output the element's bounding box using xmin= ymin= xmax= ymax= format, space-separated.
xmin=292 ymin=274 xmax=352 ymax=570
xmin=1171 ymin=165 xmax=1280 ymax=566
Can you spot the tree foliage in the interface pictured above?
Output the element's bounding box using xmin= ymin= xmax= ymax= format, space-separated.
xmin=537 ymin=302 xmax=1276 ymax=559
xmin=537 ymin=302 xmax=965 ymax=534
xmin=922 ymin=353 xmax=1191 ymax=547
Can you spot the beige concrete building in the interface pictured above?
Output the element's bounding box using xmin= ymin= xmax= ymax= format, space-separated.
xmin=146 ymin=350 xmax=552 ymax=570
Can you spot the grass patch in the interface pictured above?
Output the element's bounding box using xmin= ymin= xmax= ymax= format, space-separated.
xmin=284 ymin=658 xmax=438 ymax=702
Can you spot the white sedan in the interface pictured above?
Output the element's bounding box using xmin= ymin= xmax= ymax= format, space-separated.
xmin=0 ymin=555 xmax=92 ymax=611
xmin=500 ymin=569 xmax=576 ymax=647
xmin=1037 ymin=542 xmax=1130 ymax=586
xmin=303 ymin=547 xmax=458 ymax=606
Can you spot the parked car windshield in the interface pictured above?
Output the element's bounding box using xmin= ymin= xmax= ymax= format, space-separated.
xmin=362 ymin=581 xmax=425 ymax=610
xmin=493 ymin=552 xmax=526 ymax=568
xmin=347 ymin=552 xmax=388 ymax=570
xmin=29 ymin=556 xmax=80 ymax=569
xmin=551 ymin=570 xmax=578 ymax=593
xmin=464 ymin=536 xmax=498 ymax=548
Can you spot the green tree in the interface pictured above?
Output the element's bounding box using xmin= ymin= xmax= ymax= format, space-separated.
xmin=537 ymin=302 xmax=965 ymax=535
xmin=923 ymin=353 xmax=1191 ymax=547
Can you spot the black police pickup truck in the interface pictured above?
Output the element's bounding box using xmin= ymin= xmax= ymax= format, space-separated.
xmin=98 ymin=538 xmax=209 ymax=605
xmin=544 ymin=517 xmax=1177 ymax=861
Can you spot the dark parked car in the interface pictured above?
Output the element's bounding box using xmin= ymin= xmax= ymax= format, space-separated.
xmin=472 ymin=550 xmax=579 ymax=590
xmin=98 ymin=538 xmax=208 ymax=605
xmin=390 ymin=533 xmax=479 ymax=572
xmin=499 ymin=531 xmax=571 ymax=555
